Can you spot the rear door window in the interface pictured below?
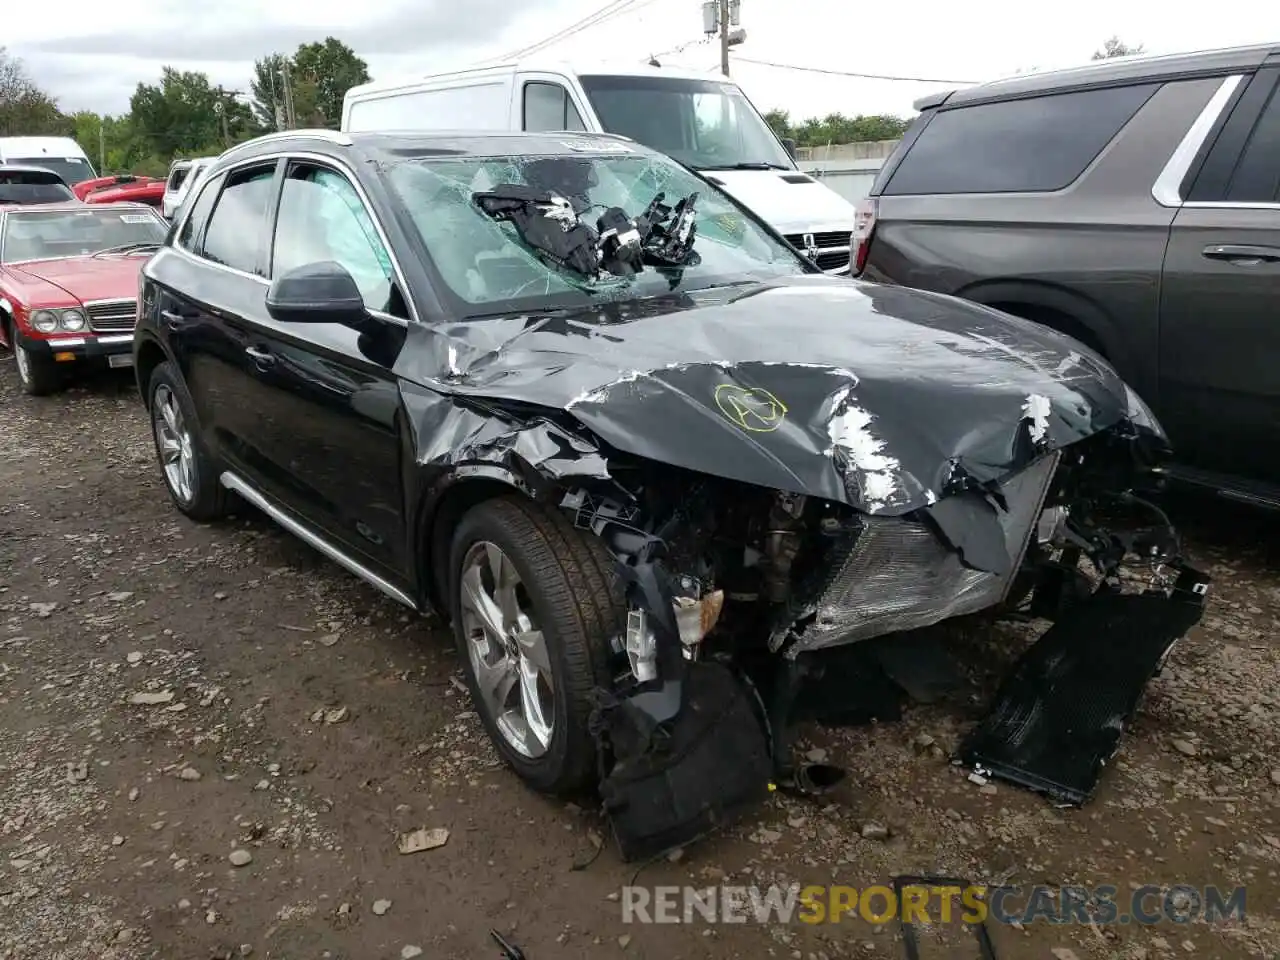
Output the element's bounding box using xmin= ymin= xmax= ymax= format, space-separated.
xmin=523 ymin=82 xmax=587 ymax=132
xmin=883 ymin=83 xmax=1158 ymax=195
xmin=1222 ymin=81 xmax=1280 ymax=203
xmin=200 ymin=164 xmax=277 ymax=275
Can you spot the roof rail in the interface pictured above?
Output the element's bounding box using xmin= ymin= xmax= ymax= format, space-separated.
xmin=217 ymin=129 xmax=352 ymax=162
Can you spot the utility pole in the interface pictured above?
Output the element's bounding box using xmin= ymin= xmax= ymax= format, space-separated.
xmin=719 ymin=0 xmax=730 ymax=76
xmin=704 ymin=1 xmax=744 ymax=76
xmin=215 ymin=86 xmax=231 ymax=148
xmin=280 ymin=63 xmax=297 ymax=130
xmin=98 ymin=122 xmax=105 ymax=173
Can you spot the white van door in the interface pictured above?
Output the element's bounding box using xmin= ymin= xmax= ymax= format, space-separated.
xmin=512 ymin=73 xmax=595 ymax=133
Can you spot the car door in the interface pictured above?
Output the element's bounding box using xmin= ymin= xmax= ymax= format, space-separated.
xmin=1159 ymin=65 xmax=1280 ymax=485
xmin=151 ymin=161 xmax=282 ymax=477
xmin=238 ymin=158 xmax=411 ymax=578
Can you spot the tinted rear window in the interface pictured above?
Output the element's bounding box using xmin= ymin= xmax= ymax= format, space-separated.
xmin=882 ymin=83 xmax=1158 ymax=195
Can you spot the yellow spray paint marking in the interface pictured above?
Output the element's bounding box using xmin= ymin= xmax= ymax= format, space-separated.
xmin=715 ymin=384 xmax=788 ymax=433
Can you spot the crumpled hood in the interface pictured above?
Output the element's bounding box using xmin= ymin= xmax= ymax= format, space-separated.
xmin=400 ymin=277 xmax=1156 ymax=515
xmin=9 ymin=256 xmax=146 ymax=305
xmin=702 ymin=169 xmax=856 ymax=235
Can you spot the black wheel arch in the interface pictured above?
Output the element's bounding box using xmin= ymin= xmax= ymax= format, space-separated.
xmin=415 ymin=469 xmax=534 ymax=617
xmin=955 ymin=279 xmax=1129 ymax=370
xmin=134 ymin=335 xmax=170 ymax=408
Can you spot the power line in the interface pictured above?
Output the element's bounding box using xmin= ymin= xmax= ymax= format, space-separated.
xmin=502 ymin=0 xmax=656 ymax=60
xmin=731 ymin=56 xmax=978 ymax=85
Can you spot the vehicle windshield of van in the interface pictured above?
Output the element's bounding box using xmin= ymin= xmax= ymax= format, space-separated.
xmin=387 ymin=149 xmax=807 ymax=310
xmin=10 ymin=156 xmax=94 ymax=185
xmin=578 ymin=75 xmax=792 ymax=172
xmin=1 ymin=208 xmax=167 ymax=262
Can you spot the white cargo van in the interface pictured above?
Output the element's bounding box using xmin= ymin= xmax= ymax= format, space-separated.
xmin=0 ymin=136 xmax=96 ymax=186
xmin=341 ymin=61 xmax=856 ymax=273
xmin=162 ymin=156 xmax=216 ymax=220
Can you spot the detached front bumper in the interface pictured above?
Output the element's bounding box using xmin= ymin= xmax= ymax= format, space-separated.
xmin=961 ymin=560 xmax=1210 ymax=804
xmin=17 ymin=330 xmax=134 ymax=365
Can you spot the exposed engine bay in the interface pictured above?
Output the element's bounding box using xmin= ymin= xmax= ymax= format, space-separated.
xmin=557 ymin=429 xmax=1209 ymax=860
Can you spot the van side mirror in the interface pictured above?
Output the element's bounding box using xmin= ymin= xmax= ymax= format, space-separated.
xmin=266 ymin=261 xmax=369 ymax=327
xmin=782 ymin=138 xmax=797 ymax=160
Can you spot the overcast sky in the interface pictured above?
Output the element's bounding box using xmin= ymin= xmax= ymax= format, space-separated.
xmin=8 ymin=0 xmax=1280 ymax=121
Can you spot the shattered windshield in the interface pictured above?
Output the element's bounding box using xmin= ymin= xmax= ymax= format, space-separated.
xmin=386 ymin=148 xmax=808 ymax=311
xmin=578 ymin=75 xmax=793 ymax=171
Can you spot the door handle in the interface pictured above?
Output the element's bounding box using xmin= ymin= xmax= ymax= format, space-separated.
xmin=160 ymin=309 xmax=191 ymax=329
xmin=244 ymin=345 xmax=276 ymax=369
xmin=1201 ymin=244 xmax=1280 ymax=265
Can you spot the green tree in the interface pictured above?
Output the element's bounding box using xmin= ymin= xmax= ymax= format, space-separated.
xmin=292 ymin=37 xmax=369 ymax=127
xmin=249 ymin=53 xmax=290 ymax=130
xmin=251 ymin=37 xmax=369 ymax=131
xmin=0 ymin=47 xmax=72 ymax=136
xmin=129 ymin=67 xmax=258 ymax=158
xmin=762 ymin=110 xmax=910 ymax=148
xmin=1092 ymin=36 xmax=1145 ymax=60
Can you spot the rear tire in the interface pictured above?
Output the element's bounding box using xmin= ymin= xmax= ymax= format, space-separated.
xmin=449 ymin=496 xmax=625 ymax=795
xmin=147 ymin=361 xmax=229 ymax=521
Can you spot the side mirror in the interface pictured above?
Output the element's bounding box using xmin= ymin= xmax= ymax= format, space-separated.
xmin=782 ymin=137 xmax=797 ymax=160
xmin=265 ymin=261 xmax=368 ymax=327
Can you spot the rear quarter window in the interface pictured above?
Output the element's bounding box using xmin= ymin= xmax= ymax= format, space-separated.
xmin=882 ymin=83 xmax=1159 ymax=196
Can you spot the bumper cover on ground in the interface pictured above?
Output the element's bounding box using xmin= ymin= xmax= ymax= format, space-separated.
xmin=960 ymin=564 xmax=1209 ymax=804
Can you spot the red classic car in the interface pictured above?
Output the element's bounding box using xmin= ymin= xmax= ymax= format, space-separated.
xmin=0 ymin=201 xmax=168 ymax=395
xmin=76 ymin=174 xmax=165 ymax=209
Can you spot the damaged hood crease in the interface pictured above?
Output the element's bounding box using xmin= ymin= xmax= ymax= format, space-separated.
xmin=398 ymin=277 xmax=1154 ymax=515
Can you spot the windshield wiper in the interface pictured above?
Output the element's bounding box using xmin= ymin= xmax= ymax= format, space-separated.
xmin=92 ymin=242 xmax=161 ymax=258
xmin=696 ymin=162 xmax=790 ymax=171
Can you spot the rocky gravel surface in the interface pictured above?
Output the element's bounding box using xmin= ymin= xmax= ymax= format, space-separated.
xmin=0 ymin=362 xmax=1277 ymax=959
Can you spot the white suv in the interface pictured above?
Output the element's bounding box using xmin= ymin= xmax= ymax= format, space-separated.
xmin=161 ymin=156 xmax=214 ymax=220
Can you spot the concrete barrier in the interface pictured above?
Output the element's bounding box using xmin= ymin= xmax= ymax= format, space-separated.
xmin=795 ymin=139 xmax=900 ymax=204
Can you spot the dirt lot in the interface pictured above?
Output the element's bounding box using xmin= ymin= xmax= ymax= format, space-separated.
xmin=1 ymin=360 xmax=1278 ymax=960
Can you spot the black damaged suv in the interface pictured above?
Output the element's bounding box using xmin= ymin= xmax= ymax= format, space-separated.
xmin=856 ymin=42 xmax=1280 ymax=507
xmin=134 ymin=129 xmax=1205 ymax=858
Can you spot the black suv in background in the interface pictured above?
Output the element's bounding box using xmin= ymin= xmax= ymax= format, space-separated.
xmin=855 ymin=43 xmax=1280 ymax=507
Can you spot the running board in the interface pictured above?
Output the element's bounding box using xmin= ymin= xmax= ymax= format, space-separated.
xmin=219 ymin=471 xmax=418 ymax=610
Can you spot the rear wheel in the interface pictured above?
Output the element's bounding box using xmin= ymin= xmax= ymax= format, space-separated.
xmin=449 ymin=496 xmax=624 ymax=795
xmin=147 ymin=361 xmax=229 ymax=521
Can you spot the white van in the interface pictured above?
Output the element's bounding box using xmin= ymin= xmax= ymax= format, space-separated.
xmin=0 ymin=136 xmax=96 ymax=187
xmin=341 ymin=61 xmax=856 ymax=273
xmin=161 ymin=156 xmax=216 ymax=220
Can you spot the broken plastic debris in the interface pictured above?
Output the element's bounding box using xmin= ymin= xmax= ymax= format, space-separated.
xmin=397 ymin=827 xmax=449 ymax=854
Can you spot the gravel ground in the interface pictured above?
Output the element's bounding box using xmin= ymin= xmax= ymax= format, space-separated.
xmin=1 ymin=360 xmax=1278 ymax=960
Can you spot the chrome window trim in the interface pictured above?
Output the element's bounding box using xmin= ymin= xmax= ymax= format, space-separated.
xmin=166 ymin=149 xmax=416 ymax=327
xmin=1151 ymin=74 xmax=1244 ymax=207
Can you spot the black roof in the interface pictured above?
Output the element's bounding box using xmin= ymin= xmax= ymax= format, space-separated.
xmin=211 ymin=129 xmax=655 ymax=174
xmin=916 ymin=41 xmax=1280 ymax=111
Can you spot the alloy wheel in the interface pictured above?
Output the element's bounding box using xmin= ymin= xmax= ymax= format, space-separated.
xmin=152 ymin=384 xmax=196 ymax=503
xmin=458 ymin=541 xmax=556 ymax=759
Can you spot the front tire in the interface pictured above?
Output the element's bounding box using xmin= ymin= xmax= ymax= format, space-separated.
xmin=147 ymin=361 xmax=228 ymax=521
xmin=449 ymin=496 xmax=625 ymax=795
xmin=13 ymin=339 xmax=61 ymax=396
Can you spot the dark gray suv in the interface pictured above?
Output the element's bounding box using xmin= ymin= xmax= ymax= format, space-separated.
xmin=856 ymin=43 xmax=1280 ymax=506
